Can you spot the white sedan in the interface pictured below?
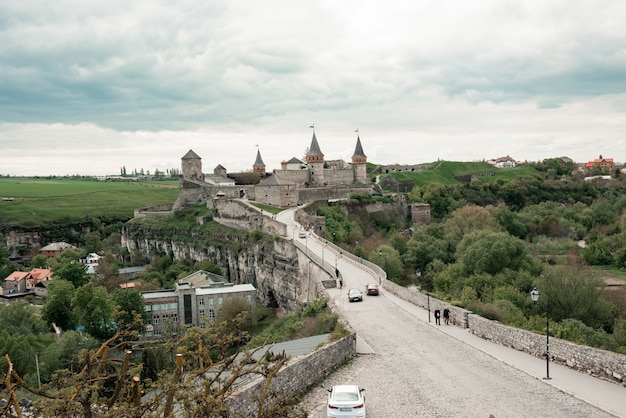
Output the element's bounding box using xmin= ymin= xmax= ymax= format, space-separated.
xmin=326 ymin=384 xmax=366 ymax=418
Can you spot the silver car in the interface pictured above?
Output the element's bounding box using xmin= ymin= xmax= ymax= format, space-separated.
xmin=347 ymin=288 xmax=363 ymax=302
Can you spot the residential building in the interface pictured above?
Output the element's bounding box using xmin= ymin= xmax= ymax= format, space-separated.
xmin=585 ymin=156 xmax=615 ymax=171
xmin=2 ymin=268 xmax=52 ymax=297
xmin=39 ymin=242 xmax=76 ymax=258
xmin=141 ymin=270 xmax=256 ymax=336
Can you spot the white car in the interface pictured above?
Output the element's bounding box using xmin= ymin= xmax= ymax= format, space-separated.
xmin=298 ymin=232 xmax=307 ymax=238
xmin=326 ymin=384 xmax=366 ymax=418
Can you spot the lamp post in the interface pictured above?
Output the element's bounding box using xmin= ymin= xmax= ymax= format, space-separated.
xmin=530 ymin=288 xmax=551 ymax=380
xmin=379 ymin=250 xmax=386 ymax=284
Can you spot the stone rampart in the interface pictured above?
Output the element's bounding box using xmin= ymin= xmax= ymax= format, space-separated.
xmin=298 ymin=186 xmax=372 ymax=203
xmin=210 ymin=199 xmax=287 ymax=237
xmin=133 ymin=203 xmax=174 ymax=218
xmin=381 ymin=280 xmax=626 ymax=385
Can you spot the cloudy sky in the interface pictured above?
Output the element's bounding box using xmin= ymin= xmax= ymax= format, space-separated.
xmin=1 ymin=1 xmax=625 ymax=176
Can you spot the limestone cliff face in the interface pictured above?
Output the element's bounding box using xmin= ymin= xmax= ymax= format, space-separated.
xmin=121 ymin=222 xmax=305 ymax=311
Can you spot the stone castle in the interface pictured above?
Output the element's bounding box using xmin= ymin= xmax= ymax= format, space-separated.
xmin=174 ymin=131 xmax=374 ymax=209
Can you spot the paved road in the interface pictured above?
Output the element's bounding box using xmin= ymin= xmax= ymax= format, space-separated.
xmin=277 ymin=207 xmax=625 ymax=417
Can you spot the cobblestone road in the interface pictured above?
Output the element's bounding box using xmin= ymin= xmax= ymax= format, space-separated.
xmin=299 ymin=264 xmax=615 ymax=418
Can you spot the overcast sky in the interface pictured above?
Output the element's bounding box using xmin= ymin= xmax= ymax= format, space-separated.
xmin=1 ymin=1 xmax=625 ymax=176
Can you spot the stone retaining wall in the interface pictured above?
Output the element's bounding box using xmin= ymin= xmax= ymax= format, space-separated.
xmin=227 ymin=333 xmax=356 ymax=415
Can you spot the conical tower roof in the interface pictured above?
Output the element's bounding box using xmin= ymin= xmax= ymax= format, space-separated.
xmin=307 ymin=132 xmax=324 ymax=157
xmin=182 ymin=149 xmax=201 ymax=160
xmin=253 ymin=149 xmax=265 ymax=167
xmin=351 ymin=136 xmax=367 ymax=159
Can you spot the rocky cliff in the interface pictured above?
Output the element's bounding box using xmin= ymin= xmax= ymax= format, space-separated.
xmin=121 ymin=219 xmax=316 ymax=312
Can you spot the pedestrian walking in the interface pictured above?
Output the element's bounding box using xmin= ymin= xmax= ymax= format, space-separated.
xmin=434 ymin=308 xmax=441 ymax=325
xmin=443 ymin=306 xmax=450 ymax=325
xmin=338 ymin=278 xmax=343 ymax=289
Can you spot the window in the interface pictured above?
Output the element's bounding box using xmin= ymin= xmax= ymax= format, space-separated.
xmin=199 ymin=309 xmax=205 ymax=317
xmin=209 ymin=309 xmax=215 ymax=320
xmin=153 ymin=316 xmax=159 ymax=325
xmin=246 ymin=295 xmax=252 ymax=302
xmin=172 ymin=313 xmax=178 ymax=322
xmin=199 ymin=298 xmax=205 ymax=305
xmin=200 ymin=322 xmax=206 ymax=329
xmin=218 ymin=297 xmax=223 ymax=305
xmin=209 ymin=298 xmax=214 ymax=306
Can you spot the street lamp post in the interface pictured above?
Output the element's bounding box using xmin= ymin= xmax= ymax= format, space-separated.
xmin=378 ymin=250 xmax=385 ymax=284
xmin=530 ymin=288 xmax=551 ymax=380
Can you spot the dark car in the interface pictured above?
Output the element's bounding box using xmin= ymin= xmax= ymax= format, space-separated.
xmin=348 ymin=288 xmax=363 ymax=302
xmin=365 ymin=283 xmax=379 ymax=296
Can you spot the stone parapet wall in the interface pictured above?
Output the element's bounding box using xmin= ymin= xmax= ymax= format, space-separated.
xmin=383 ymin=280 xmax=469 ymax=328
xmin=469 ymin=314 xmax=626 ymax=384
xmin=227 ymin=333 xmax=357 ymax=416
xmin=380 ymin=280 xmax=626 ymax=385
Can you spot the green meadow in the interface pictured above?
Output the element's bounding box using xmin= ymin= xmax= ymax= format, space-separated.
xmin=386 ymin=161 xmax=539 ymax=187
xmin=0 ymin=178 xmax=179 ymax=227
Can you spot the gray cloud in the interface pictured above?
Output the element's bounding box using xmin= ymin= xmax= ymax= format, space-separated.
xmin=0 ymin=1 xmax=625 ymax=175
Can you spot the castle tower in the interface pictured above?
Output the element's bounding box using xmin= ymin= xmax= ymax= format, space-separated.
xmin=253 ymin=149 xmax=266 ymax=174
xmin=351 ymin=135 xmax=367 ymax=183
xmin=181 ymin=149 xmax=204 ymax=182
xmin=306 ymin=131 xmax=325 ymax=186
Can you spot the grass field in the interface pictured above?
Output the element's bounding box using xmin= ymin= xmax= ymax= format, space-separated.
xmin=0 ymin=178 xmax=179 ymax=227
xmin=385 ymin=161 xmax=539 ymax=187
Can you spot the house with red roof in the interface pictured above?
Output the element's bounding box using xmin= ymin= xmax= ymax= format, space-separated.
xmin=2 ymin=268 xmax=52 ymax=297
xmin=585 ymin=156 xmax=615 ymax=171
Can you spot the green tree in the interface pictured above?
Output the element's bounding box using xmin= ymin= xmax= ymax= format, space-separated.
xmin=53 ymin=260 xmax=89 ymax=287
xmin=373 ymin=245 xmax=403 ymax=282
xmin=85 ymin=231 xmax=104 ymax=253
xmin=42 ymin=279 xmax=76 ymax=331
xmin=216 ymin=295 xmax=255 ymax=332
xmin=31 ymin=254 xmax=49 ymax=268
xmin=404 ymin=230 xmax=450 ymax=273
xmin=534 ymin=265 xmax=616 ymax=331
xmin=112 ymin=288 xmax=148 ymax=332
xmin=456 ymin=230 xmax=536 ymax=276
xmin=0 ymin=301 xmax=49 ymax=335
xmin=421 ymin=182 xmax=453 ymax=219
xmin=0 ymin=234 xmax=16 ymax=280
xmin=443 ymin=205 xmax=500 ymax=244
xmin=73 ymin=283 xmax=115 ymax=339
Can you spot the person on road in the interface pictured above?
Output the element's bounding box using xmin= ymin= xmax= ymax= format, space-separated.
xmin=443 ymin=307 xmax=450 ymax=325
xmin=338 ymin=278 xmax=343 ymax=289
xmin=434 ymin=308 xmax=441 ymax=325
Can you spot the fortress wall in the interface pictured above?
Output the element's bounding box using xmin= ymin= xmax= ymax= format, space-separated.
xmin=411 ymin=203 xmax=432 ymax=224
xmin=323 ymin=168 xmax=355 ymax=185
xmin=298 ymin=186 xmax=371 ymax=203
xmin=273 ymin=169 xmax=309 ymax=184
xmin=210 ymin=198 xmax=287 ymax=237
xmin=255 ymin=184 xmax=298 ymax=207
